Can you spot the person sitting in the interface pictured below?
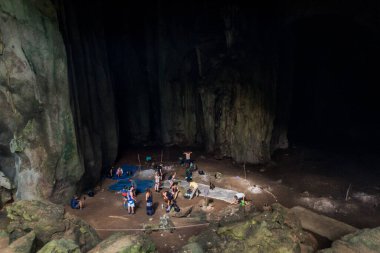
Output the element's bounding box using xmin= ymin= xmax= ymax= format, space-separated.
xmin=189 ymin=181 xmax=200 ymax=199
xmin=70 ymin=195 xmax=84 ymax=210
xmin=116 ymin=167 xmax=123 ymax=178
xmin=233 ymin=192 xmax=246 ymax=205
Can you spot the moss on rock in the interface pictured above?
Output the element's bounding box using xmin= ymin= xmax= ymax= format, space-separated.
xmin=37 ymin=239 xmax=80 ymax=253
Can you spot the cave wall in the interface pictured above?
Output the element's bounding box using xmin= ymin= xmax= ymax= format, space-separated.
xmin=55 ymin=0 xmax=119 ymax=187
xmin=0 ymin=0 xmax=82 ymax=202
xmin=107 ymin=0 xmax=380 ymax=162
xmin=107 ymin=1 xmax=280 ymax=163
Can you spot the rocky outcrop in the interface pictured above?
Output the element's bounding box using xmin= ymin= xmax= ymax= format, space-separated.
xmin=88 ymin=233 xmax=155 ymax=253
xmin=37 ymin=239 xmax=80 ymax=253
xmin=319 ymin=227 xmax=380 ymax=253
xmin=2 ymin=231 xmax=36 ymax=253
xmin=0 ymin=0 xmax=83 ymax=202
xmin=184 ymin=204 xmax=316 ymax=253
xmin=6 ymin=200 xmax=100 ymax=252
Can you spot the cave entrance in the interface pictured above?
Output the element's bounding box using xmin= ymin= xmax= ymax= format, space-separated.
xmin=286 ymin=15 xmax=380 ymax=149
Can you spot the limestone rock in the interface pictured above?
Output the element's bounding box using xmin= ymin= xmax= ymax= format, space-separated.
xmin=0 ymin=0 xmax=83 ymax=203
xmin=180 ymin=242 xmax=204 ymax=253
xmin=37 ymin=239 xmax=80 ymax=253
xmin=0 ymin=229 xmax=9 ymax=248
xmin=318 ymin=227 xmax=380 ymax=253
xmin=62 ymin=212 xmax=101 ymax=253
xmin=88 ymin=232 xmax=155 ymax=253
xmin=190 ymin=204 xmax=316 ymax=253
xmin=6 ymin=200 xmax=100 ymax=252
xmin=0 ymin=171 xmax=13 ymax=190
xmin=3 ymin=231 xmax=36 ymax=253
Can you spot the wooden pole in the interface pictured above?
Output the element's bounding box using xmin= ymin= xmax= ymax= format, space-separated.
xmin=345 ymin=183 xmax=352 ymax=201
xmin=138 ymin=154 xmax=141 ymax=169
xmin=243 ymin=163 xmax=246 ymax=180
xmin=160 ymin=149 xmax=164 ymax=163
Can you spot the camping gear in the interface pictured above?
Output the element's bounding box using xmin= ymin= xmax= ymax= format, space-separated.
xmin=87 ymin=190 xmax=95 ymax=197
xmin=184 ymin=188 xmax=193 ymax=199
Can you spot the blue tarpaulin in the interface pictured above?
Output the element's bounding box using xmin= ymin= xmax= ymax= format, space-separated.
xmin=108 ymin=179 xmax=154 ymax=194
xmin=107 ymin=164 xmax=153 ymax=193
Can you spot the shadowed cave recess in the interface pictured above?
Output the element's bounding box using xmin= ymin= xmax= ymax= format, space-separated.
xmin=0 ymin=0 xmax=379 ymax=203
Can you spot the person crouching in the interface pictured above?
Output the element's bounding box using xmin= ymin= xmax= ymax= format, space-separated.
xmin=71 ymin=195 xmax=84 ymax=210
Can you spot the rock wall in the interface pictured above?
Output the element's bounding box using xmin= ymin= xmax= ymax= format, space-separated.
xmin=0 ymin=0 xmax=82 ymax=202
xmin=55 ymin=0 xmax=119 ymax=185
xmin=106 ymin=1 xmax=279 ymax=163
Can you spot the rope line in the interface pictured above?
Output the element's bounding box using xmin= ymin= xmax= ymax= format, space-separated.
xmin=95 ymin=223 xmax=209 ymax=231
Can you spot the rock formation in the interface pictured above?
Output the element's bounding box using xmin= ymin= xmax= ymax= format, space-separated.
xmin=181 ymin=203 xmax=317 ymax=252
xmin=6 ymin=200 xmax=100 ymax=252
xmin=0 ymin=0 xmax=82 ymax=202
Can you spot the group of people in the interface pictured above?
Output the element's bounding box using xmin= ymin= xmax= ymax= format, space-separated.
xmin=71 ymin=150 xmax=248 ymax=215
xmin=108 ymin=166 xmax=129 ymax=178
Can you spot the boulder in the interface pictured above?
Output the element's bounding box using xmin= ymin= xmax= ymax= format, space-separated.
xmin=88 ymin=233 xmax=155 ymax=253
xmin=290 ymin=206 xmax=357 ymax=241
xmin=3 ymin=231 xmax=36 ymax=253
xmin=180 ymin=242 xmax=204 ymax=253
xmin=37 ymin=239 xmax=80 ymax=253
xmin=189 ymin=203 xmax=316 ymax=253
xmin=0 ymin=171 xmax=13 ymax=190
xmin=0 ymin=229 xmax=9 ymax=248
xmin=6 ymin=200 xmax=100 ymax=251
xmin=318 ymin=227 xmax=380 ymax=253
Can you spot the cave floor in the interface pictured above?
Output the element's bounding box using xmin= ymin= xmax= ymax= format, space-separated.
xmin=64 ymin=145 xmax=380 ymax=252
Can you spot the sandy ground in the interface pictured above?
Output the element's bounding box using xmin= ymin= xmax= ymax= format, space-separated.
xmin=1 ymin=145 xmax=379 ymax=252
xmin=66 ymin=145 xmax=380 ymax=252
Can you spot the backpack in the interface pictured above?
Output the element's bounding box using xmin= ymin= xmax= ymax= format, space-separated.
xmin=173 ymin=204 xmax=180 ymax=212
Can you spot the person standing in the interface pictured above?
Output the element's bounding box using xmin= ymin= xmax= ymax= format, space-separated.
xmin=183 ymin=151 xmax=192 ymax=165
xmin=127 ymin=186 xmax=136 ymax=214
xmin=154 ymin=172 xmax=160 ymax=192
xmin=146 ymin=188 xmax=154 ymax=215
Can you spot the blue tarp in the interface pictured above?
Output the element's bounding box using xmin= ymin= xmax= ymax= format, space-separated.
xmin=108 ymin=179 xmax=154 ymax=194
xmin=107 ymin=164 xmax=154 ymax=193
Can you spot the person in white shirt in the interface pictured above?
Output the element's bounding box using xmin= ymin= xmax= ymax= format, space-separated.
xmin=233 ymin=192 xmax=245 ymax=204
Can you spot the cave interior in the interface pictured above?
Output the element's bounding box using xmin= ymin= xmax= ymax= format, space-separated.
xmin=60 ymin=0 xmax=380 ymax=164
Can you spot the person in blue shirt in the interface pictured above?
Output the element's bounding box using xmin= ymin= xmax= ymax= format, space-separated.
xmin=70 ymin=195 xmax=84 ymax=210
xmin=127 ymin=186 xmax=137 ymax=214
